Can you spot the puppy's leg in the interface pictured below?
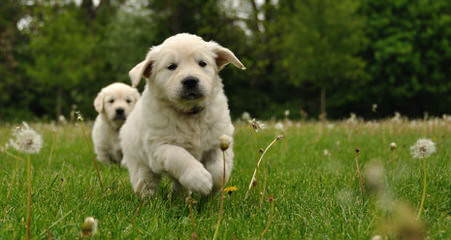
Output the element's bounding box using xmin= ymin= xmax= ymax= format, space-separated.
xmin=127 ymin=158 xmax=161 ymax=197
xmin=154 ymin=145 xmax=213 ymax=195
xmin=95 ymin=147 xmax=113 ymax=164
xmin=203 ymin=148 xmax=234 ymax=192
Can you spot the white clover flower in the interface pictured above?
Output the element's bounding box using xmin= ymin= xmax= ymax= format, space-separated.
xmin=219 ymin=134 xmax=232 ymax=151
xmin=8 ymin=122 xmax=43 ymax=154
xmin=410 ymin=138 xmax=436 ymax=159
xmin=275 ymin=122 xmax=284 ymax=131
xmin=81 ymin=217 xmax=98 ymax=237
xmin=284 ymin=110 xmax=290 ymax=117
xmin=323 ymin=149 xmax=329 ymax=156
xmin=248 ymin=118 xmax=265 ymax=132
xmin=241 ymin=112 xmax=251 ymax=121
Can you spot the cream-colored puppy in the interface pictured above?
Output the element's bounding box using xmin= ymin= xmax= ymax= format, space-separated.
xmin=92 ymin=82 xmax=140 ymax=164
xmin=120 ymin=33 xmax=245 ymax=196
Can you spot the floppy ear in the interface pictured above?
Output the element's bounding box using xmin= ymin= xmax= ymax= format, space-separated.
xmin=94 ymin=91 xmax=105 ymax=113
xmin=129 ymin=46 xmax=160 ymax=87
xmin=129 ymin=59 xmax=152 ymax=88
xmin=208 ymin=41 xmax=246 ymax=71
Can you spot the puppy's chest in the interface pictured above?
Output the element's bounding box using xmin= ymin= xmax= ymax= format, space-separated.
xmin=172 ymin=120 xmax=215 ymax=159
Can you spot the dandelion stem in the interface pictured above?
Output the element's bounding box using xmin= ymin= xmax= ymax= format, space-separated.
xmin=47 ymin=130 xmax=57 ymax=165
xmin=260 ymin=199 xmax=274 ymax=239
xmin=2 ymin=150 xmax=23 ymax=161
xmin=417 ymin=157 xmax=427 ymax=218
xmin=187 ymin=200 xmax=198 ymax=237
xmin=252 ymin=130 xmax=259 ymax=193
xmin=212 ymin=150 xmax=226 ymax=240
xmin=245 ymin=136 xmax=282 ymax=199
xmin=79 ymin=121 xmax=104 ymax=193
xmin=7 ymin=153 xmax=22 ymax=200
xmin=26 ymin=154 xmax=32 ymax=240
xmin=259 ymin=166 xmax=267 ymax=208
xmin=355 ymin=150 xmax=364 ymax=204
xmin=131 ymin=198 xmax=147 ymax=224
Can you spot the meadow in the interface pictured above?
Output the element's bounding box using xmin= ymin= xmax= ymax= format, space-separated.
xmin=0 ymin=118 xmax=449 ymax=239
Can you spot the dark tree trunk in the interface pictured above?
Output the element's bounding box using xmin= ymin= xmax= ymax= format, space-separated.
xmin=320 ymin=87 xmax=327 ymax=121
xmin=56 ymin=87 xmax=63 ymax=120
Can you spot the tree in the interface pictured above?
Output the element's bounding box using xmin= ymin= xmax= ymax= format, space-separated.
xmin=360 ymin=0 xmax=451 ymax=117
xmin=280 ymin=0 xmax=366 ymax=119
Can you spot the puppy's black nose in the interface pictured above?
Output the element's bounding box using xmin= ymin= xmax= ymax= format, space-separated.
xmin=182 ymin=77 xmax=199 ymax=89
xmin=116 ymin=108 xmax=124 ymax=115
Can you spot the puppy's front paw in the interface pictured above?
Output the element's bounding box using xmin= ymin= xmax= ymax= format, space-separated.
xmin=179 ymin=166 xmax=213 ymax=195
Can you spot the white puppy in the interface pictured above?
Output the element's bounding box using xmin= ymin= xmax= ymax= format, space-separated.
xmin=92 ymin=82 xmax=140 ymax=164
xmin=120 ymin=33 xmax=245 ymax=196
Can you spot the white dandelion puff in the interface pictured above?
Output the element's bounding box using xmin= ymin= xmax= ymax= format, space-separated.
xmin=275 ymin=122 xmax=284 ymax=131
xmin=284 ymin=110 xmax=290 ymax=117
xmin=248 ymin=118 xmax=265 ymax=132
xmin=410 ymin=138 xmax=436 ymax=159
xmin=241 ymin=112 xmax=251 ymax=121
xmin=8 ymin=122 xmax=43 ymax=154
xmin=346 ymin=113 xmax=357 ymax=124
xmin=390 ymin=142 xmax=397 ymax=150
xmin=219 ymin=135 xmax=232 ymax=151
xmin=81 ymin=217 xmax=98 ymax=237
xmin=323 ymin=149 xmax=329 ymax=156
xmin=391 ymin=112 xmax=402 ymax=123
xmin=372 ymin=104 xmax=378 ymax=112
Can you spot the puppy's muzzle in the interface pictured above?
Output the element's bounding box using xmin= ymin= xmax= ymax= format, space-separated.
xmin=114 ymin=108 xmax=126 ymax=121
xmin=180 ymin=76 xmax=203 ymax=100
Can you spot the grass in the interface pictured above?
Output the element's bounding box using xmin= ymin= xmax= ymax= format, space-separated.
xmin=0 ymin=119 xmax=450 ymax=239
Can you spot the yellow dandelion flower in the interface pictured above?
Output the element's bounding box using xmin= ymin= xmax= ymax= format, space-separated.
xmin=224 ymin=186 xmax=238 ymax=195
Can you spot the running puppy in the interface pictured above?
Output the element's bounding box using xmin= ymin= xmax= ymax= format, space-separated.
xmin=92 ymin=82 xmax=140 ymax=164
xmin=120 ymin=33 xmax=245 ymax=196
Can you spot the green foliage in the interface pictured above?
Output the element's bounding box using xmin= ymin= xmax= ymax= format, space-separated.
xmin=360 ymin=0 xmax=451 ymax=116
xmin=0 ymin=0 xmax=450 ymax=120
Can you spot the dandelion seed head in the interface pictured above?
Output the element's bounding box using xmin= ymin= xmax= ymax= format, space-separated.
xmin=284 ymin=110 xmax=290 ymax=117
xmin=9 ymin=122 xmax=43 ymax=154
xmin=372 ymin=104 xmax=378 ymax=112
xmin=248 ymin=118 xmax=265 ymax=132
xmin=275 ymin=122 xmax=284 ymax=131
xmin=267 ymin=195 xmax=274 ymax=203
xmin=410 ymin=138 xmax=436 ymax=159
xmin=390 ymin=142 xmax=397 ymax=151
xmin=241 ymin=112 xmax=251 ymax=121
xmin=371 ymin=235 xmax=382 ymax=240
xmin=75 ymin=111 xmax=84 ymax=122
xmin=364 ymin=161 xmax=385 ymax=194
xmin=346 ymin=113 xmax=357 ymax=124
xmin=323 ymin=149 xmax=329 ymax=156
xmin=219 ymin=135 xmax=232 ymax=151
xmin=81 ymin=217 xmax=98 ymax=237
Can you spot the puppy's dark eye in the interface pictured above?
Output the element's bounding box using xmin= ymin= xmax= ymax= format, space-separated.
xmin=167 ymin=63 xmax=177 ymax=70
xmin=108 ymin=99 xmax=115 ymax=104
xmin=126 ymin=99 xmax=132 ymax=104
xmin=198 ymin=60 xmax=207 ymax=67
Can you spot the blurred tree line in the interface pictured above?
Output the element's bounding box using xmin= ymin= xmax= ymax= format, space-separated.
xmin=0 ymin=0 xmax=450 ymax=121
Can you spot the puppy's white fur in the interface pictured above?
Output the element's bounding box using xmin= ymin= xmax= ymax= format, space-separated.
xmin=92 ymin=82 xmax=140 ymax=164
xmin=120 ymin=33 xmax=245 ymax=196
